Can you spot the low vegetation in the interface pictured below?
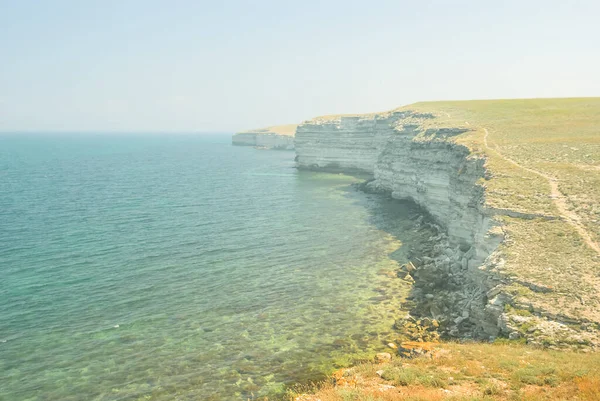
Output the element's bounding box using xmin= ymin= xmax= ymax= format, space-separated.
xmin=405 ymin=98 xmax=600 ymax=325
xmin=310 ymin=98 xmax=600 ymax=326
xmin=288 ymin=341 xmax=600 ymax=401
xmin=286 ymin=98 xmax=600 ymax=400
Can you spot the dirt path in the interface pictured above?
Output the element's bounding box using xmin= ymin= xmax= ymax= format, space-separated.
xmin=483 ymin=128 xmax=600 ymax=256
xmin=575 ymin=164 xmax=600 ymax=172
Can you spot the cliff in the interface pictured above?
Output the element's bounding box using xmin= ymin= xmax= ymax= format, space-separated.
xmin=293 ymin=113 xmax=407 ymax=172
xmin=232 ymin=124 xmax=297 ymax=150
xmin=295 ymin=99 xmax=600 ymax=349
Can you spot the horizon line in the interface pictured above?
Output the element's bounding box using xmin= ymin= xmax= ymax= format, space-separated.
xmin=0 ymin=130 xmax=236 ymax=135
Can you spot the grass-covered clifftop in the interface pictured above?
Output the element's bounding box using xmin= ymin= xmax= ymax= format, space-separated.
xmin=288 ymin=98 xmax=600 ymax=401
xmin=404 ymin=98 xmax=600 ymax=332
xmin=301 ymin=98 xmax=600 ymax=337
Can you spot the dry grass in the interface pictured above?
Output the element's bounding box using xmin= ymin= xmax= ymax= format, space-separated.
xmin=270 ymin=98 xmax=600 ymax=400
xmin=287 ymin=341 xmax=600 ymax=401
xmin=238 ymin=98 xmax=600 ymax=401
xmin=405 ymin=98 xmax=600 ymax=246
xmin=402 ymin=98 xmax=600 ymax=323
xmin=295 ymin=98 xmax=600 ymax=328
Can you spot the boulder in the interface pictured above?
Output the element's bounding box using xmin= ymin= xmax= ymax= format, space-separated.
xmin=398 ymin=341 xmax=436 ymax=358
xmin=375 ymin=352 xmax=392 ymax=363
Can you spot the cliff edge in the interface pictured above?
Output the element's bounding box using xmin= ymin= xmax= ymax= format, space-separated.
xmin=295 ymin=98 xmax=600 ymax=349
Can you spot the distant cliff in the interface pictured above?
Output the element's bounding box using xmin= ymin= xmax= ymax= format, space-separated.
xmin=232 ymin=124 xmax=297 ymax=150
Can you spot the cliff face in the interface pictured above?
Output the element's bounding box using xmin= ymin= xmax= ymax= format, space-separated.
xmin=295 ymin=111 xmax=599 ymax=347
xmin=295 ymin=113 xmax=504 ymax=338
xmin=294 ymin=113 xmax=409 ymax=172
xmin=295 ymin=116 xmax=489 ymax=246
xmin=374 ymin=129 xmax=487 ymax=246
xmin=295 ymin=114 xmax=490 ymax=245
xmin=371 ymin=126 xmax=505 ymax=339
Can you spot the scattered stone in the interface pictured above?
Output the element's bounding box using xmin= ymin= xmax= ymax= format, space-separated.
xmin=378 ymin=384 xmax=396 ymax=391
xmin=486 ymin=285 xmax=503 ymax=299
xmin=459 ymin=243 xmax=471 ymax=253
xmin=463 ymin=247 xmax=475 ymax=260
xmin=398 ymin=341 xmax=436 ymax=358
xmin=387 ymin=342 xmax=398 ymax=350
xmin=375 ymin=352 xmax=392 ymax=363
xmin=331 ymin=368 xmax=356 ymax=387
xmin=509 ymin=331 xmax=521 ymax=340
xmin=404 ymin=261 xmax=417 ymax=272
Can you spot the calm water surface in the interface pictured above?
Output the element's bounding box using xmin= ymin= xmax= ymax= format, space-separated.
xmin=0 ymin=134 xmax=423 ymax=400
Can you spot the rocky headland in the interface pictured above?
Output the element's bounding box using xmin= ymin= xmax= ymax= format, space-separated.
xmin=237 ymin=100 xmax=600 ymax=349
xmin=232 ymin=124 xmax=297 ymax=150
xmin=292 ymin=99 xmax=600 ymax=350
xmin=235 ymin=99 xmax=600 ymax=400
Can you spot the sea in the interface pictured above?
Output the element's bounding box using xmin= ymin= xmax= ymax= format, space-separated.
xmin=0 ymin=133 xmax=425 ymax=400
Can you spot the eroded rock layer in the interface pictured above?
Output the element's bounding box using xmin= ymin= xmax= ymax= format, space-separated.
xmin=296 ymin=111 xmax=598 ymax=348
xmin=294 ymin=113 xmax=411 ymax=173
xmin=371 ymin=127 xmax=506 ymax=339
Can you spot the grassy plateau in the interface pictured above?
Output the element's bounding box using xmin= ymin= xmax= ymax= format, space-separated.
xmin=407 ymin=98 xmax=600 ymax=324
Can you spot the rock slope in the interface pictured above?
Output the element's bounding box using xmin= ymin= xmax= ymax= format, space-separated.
xmin=295 ymin=109 xmax=599 ymax=348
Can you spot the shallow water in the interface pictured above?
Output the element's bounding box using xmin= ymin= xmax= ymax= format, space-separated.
xmin=0 ymin=134 xmax=424 ymax=400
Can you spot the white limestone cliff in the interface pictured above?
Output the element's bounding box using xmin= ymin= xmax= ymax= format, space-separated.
xmin=294 ymin=113 xmax=408 ymax=172
xmin=295 ymin=111 xmax=575 ymax=343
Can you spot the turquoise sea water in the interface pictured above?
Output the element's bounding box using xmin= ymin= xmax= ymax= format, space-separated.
xmin=0 ymin=134 xmax=424 ymax=400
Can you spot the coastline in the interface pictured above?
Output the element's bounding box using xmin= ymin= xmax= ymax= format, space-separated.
xmin=239 ymin=97 xmax=600 ymax=399
xmin=293 ymin=99 xmax=600 ymax=350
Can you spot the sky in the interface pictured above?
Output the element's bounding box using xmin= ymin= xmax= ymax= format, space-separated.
xmin=1 ymin=0 xmax=599 ymax=133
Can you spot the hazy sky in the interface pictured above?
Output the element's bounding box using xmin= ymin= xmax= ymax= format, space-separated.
xmin=1 ymin=0 xmax=599 ymax=133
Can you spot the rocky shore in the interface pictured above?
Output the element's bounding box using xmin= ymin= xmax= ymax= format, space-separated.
xmin=295 ymin=108 xmax=600 ymax=350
